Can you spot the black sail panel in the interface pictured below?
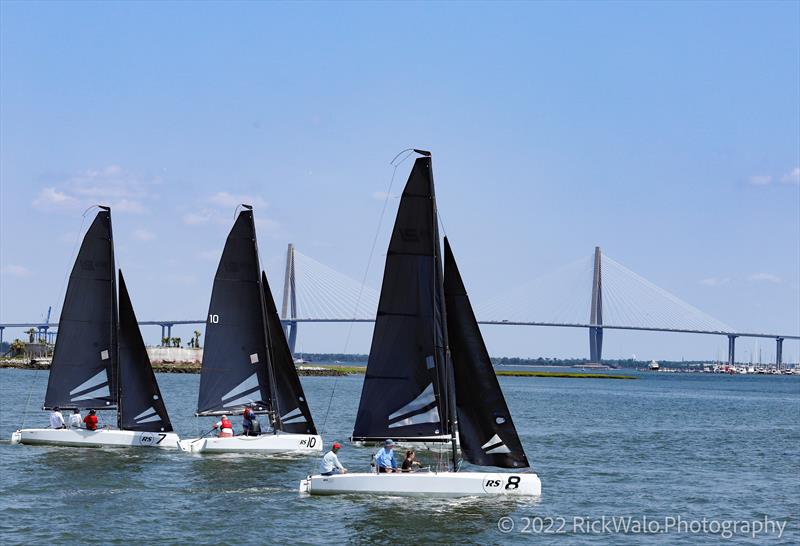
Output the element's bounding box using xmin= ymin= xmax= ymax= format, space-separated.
xmin=44 ymin=209 xmax=117 ymax=410
xmin=444 ymin=238 xmax=529 ymax=468
xmin=262 ymin=272 xmax=317 ymax=434
xmin=352 ymin=156 xmax=450 ymax=442
xmin=197 ymin=210 xmax=272 ymax=416
xmin=117 ymin=272 xmax=173 ymax=432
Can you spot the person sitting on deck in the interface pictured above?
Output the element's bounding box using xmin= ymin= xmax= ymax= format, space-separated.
xmin=401 ymin=450 xmax=421 ymax=472
xmin=69 ymin=408 xmax=82 ymax=428
xmin=242 ymin=407 xmax=260 ymax=436
xmin=375 ymin=439 xmax=398 ymax=473
xmin=214 ymin=415 xmax=234 ymax=437
xmin=319 ymin=442 xmax=348 ymax=476
xmin=83 ymin=409 xmax=98 ymax=431
xmin=49 ymin=407 xmax=66 ymax=429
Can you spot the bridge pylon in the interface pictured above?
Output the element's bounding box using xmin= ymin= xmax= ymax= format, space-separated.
xmin=589 ymin=246 xmax=603 ymax=363
xmin=281 ymin=243 xmax=298 ymax=355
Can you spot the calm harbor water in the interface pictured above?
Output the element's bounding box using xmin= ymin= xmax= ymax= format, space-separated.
xmin=1 ymin=368 xmax=798 ymax=544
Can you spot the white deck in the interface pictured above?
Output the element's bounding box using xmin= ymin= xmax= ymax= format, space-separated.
xmin=300 ymin=470 xmax=541 ymax=497
xmin=178 ymin=432 xmax=323 ymax=454
xmin=10 ymin=428 xmax=180 ymax=449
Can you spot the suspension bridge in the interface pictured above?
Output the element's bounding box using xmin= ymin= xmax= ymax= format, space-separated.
xmin=2 ymin=244 xmax=797 ymax=365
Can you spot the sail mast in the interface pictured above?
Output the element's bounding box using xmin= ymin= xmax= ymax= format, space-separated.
xmin=102 ymin=206 xmax=122 ymax=429
xmin=247 ymin=205 xmax=282 ymax=430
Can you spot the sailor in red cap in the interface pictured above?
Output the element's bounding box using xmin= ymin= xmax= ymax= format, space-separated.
xmin=319 ymin=441 xmax=348 ymax=476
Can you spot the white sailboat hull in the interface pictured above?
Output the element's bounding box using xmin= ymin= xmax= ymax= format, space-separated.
xmin=299 ymin=471 xmax=541 ymax=497
xmin=10 ymin=428 xmax=180 ymax=449
xmin=178 ymin=432 xmax=323 ymax=454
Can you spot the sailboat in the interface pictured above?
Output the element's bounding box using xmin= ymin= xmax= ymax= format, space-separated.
xmin=11 ymin=207 xmax=179 ymax=448
xmin=300 ymin=152 xmax=541 ymax=496
xmin=178 ymin=206 xmax=322 ymax=454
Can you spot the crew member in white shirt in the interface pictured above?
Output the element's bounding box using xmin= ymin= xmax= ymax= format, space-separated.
xmin=319 ymin=442 xmax=347 ymax=476
xmin=49 ymin=407 xmax=66 ymax=429
xmin=69 ymin=408 xmax=82 ymax=428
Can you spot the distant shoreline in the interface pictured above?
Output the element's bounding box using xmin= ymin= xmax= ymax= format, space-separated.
xmin=0 ymin=359 xmax=636 ymax=379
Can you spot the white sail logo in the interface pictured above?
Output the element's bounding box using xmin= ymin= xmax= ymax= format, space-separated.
xmin=133 ymin=406 xmax=161 ymax=424
xmin=481 ymin=434 xmax=511 ymax=455
xmin=69 ymin=369 xmax=111 ymax=402
xmin=388 ymin=383 xmax=440 ymax=429
xmin=221 ymin=373 xmax=261 ymax=407
xmin=280 ymin=407 xmax=307 ymax=425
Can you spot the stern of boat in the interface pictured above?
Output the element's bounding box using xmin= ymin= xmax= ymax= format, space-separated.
xmin=10 ymin=430 xmax=21 ymax=445
xmin=299 ymin=476 xmax=311 ymax=494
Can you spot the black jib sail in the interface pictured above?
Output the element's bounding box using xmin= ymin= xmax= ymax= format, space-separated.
xmin=443 ymin=238 xmax=529 ymax=468
xmin=44 ymin=208 xmax=117 ymax=410
xmin=117 ymin=272 xmax=173 ymax=432
xmin=352 ymin=155 xmax=452 ymax=442
xmin=196 ymin=209 xmax=272 ymax=416
xmin=262 ymin=272 xmax=317 ymax=434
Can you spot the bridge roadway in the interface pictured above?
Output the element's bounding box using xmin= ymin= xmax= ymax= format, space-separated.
xmin=2 ymin=318 xmax=797 ymax=367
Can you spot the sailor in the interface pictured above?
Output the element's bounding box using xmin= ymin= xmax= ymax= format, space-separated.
xmin=214 ymin=414 xmax=234 ymax=437
xmin=242 ymin=407 xmax=260 ymax=437
xmin=375 ymin=439 xmax=398 ymax=473
xmin=68 ymin=408 xmax=82 ymax=428
xmin=83 ymin=409 xmax=98 ymax=431
xmin=401 ymin=450 xmax=421 ymax=472
xmin=319 ymin=442 xmax=348 ymax=476
xmin=49 ymin=407 xmax=66 ymax=429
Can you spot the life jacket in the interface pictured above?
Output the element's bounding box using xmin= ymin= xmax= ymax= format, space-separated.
xmin=220 ymin=417 xmax=232 ymax=430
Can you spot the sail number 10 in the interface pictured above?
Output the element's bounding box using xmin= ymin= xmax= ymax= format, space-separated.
xmin=208 ymin=314 xmax=219 ymax=324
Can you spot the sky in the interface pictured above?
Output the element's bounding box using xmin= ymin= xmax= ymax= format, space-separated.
xmin=1 ymin=1 xmax=798 ymax=362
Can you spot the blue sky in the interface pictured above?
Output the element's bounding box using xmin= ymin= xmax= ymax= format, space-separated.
xmin=1 ymin=1 xmax=798 ymax=361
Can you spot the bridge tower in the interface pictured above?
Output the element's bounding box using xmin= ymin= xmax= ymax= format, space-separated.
xmin=281 ymin=243 xmax=298 ymax=355
xmin=776 ymin=337 xmax=783 ymax=368
xmin=589 ymin=246 xmax=603 ymax=363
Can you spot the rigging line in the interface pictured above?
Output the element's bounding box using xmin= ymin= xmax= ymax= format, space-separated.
xmin=20 ymin=368 xmax=42 ymax=429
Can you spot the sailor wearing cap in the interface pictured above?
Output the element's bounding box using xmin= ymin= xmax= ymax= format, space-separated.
xmin=320 ymin=441 xmax=348 ymax=476
xmin=375 ymin=439 xmax=398 ymax=473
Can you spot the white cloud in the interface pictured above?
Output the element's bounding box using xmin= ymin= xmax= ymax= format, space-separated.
xmin=748 ymin=175 xmax=772 ymax=186
xmin=1 ymin=265 xmax=31 ymax=277
xmin=781 ymin=167 xmax=800 ymax=185
xmin=32 ymin=165 xmax=158 ymax=214
xmin=206 ymin=192 xmax=267 ymax=209
xmin=372 ymin=191 xmax=398 ymax=200
xmin=33 ymin=187 xmax=79 ymax=208
xmin=699 ymin=277 xmax=730 ymax=287
xmin=132 ymin=229 xmax=156 ymax=241
xmin=748 ymin=272 xmax=781 ymax=283
xmin=182 ymin=208 xmax=231 ymax=226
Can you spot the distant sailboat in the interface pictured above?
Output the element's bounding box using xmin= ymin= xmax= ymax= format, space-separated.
xmin=11 ymin=207 xmax=179 ymax=448
xmin=301 ymin=152 xmax=540 ymax=496
xmin=178 ymin=206 xmax=321 ymax=454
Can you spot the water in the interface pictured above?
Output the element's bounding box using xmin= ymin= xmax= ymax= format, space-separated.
xmin=1 ymin=368 xmax=798 ymax=544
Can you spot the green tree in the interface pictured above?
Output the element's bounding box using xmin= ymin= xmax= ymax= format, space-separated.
xmin=25 ymin=328 xmax=36 ymax=343
xmin=10 ymin=339 xmax=26 ymax=356
xmin=193 ymin=330 xmax=201 ymax=349
xmin=162 ymin=337 xmax=170 ymax=347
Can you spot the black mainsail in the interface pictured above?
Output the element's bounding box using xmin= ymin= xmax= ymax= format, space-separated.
xmin=262 ymin=272 xmax=317 ymax=434
xmin=117 ymin=272 xmax=173 ymax=433
xmin=352 ymin=154 xmax=452 ymax=443
xmin=443 ymin=238 xmax=529 ymax=468
xmin=44 ymin=208 xmax=117 ymax=410
xmin=197 ymin=208 xmax=273 ymax=416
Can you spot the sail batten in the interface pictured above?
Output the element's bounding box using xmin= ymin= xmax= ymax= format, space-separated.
xmin=44 ymin=210 xmax=117 ymax=410
xmin=443 ymin=237 xmax=529 ymax=468
xmin=117 ymin=272 xmax=173 ymax=432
